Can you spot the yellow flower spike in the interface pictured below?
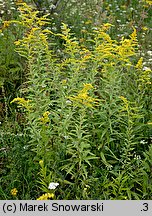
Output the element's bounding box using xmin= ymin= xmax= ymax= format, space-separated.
xmin=11 ymin=3 xmax=51 ymax=51
xmin=37 ymin=193 xmax=54 ymax=200
xmin=97 ymin=31 xmax=113 ymax=43
xmin=31 ymin=27 xmax=40 ymax=32
xmin=119 ymin=96 xmax=129 ymax=111
xmin=14 ymin=40 xmax=21 ymax=46
xmin=118 ymin=28 xmax=138 ymax=61
xmin=3 ymin=21 xmax=10 ymax=28
xmin=102 ymin=23 xmax=114 ymax=31
xmin=10 ymin=97 xmax=32 ymax=110
xmin=142 ymin=26 xmax=148 ymax=31
xmin=39 ymin=160 xmax=44 ymax=167
xmin=136 ymin=57 xmax=143 ymax=69
xmin=43 ymin=111 xmax=50 ymax=118
xmin=42 ymin=29 xmax=54 ymax=34
xmin=11 ymin=188 xmax=18 ymax=196
xmin=39 ymin=111 xmax=50 ymax=124
xmin=85 ymin=20 xmax=92 ymax=25
xmin=103 ymin=23 xmax=113 ymax=28
xmin=147 ymin=122 xmax=152 ymax=125
xmin=144 ymin=0 xmax=152 ymax=5
xmin=130 ymin=27 xmax=138 ymax=44
xmin=119 ymin=96 xmax=128 ymax=103
xmin=77 ymin=92 xmax=88 ymax=100
xmin=83 ymin=83 xmax=93 ymax=91
xmin=68 ymin=83 xmax=99 ymax=108
xmin=61 ymin=79 xmax=67 ymax=85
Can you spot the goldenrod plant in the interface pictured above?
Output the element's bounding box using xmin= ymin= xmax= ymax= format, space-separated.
xmin=0 ymin=1 xmax=151 ymax=199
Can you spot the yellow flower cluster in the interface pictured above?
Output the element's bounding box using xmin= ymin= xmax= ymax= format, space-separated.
xmin=69 ymin=84 xmax=99 ymax=108
xmin=37 ymin=193 xmax=54 ymax=200
xmin=85 ymin=20 xmax=92 ymax=25
xmin=14 ymin=27 xmax=49 ymax=51
xmin=93 ymin=25 xmax=138 ymax=69
xmin=57 ymin=23 xmax=80 ymax=58
xmin=119 ymin=96 xmax=129 ymax=111
xmin=11 ymin=97 xmax=31 ymax=110
xmin=3 ymin=21 xmax=11 ymax=28
xmin=15 ymin=2 xmax=50 ymax=28
xmin=39 ymin=160 xmax=44 ymax=167
xmin=61 ymin=79 xmax=67 ymax=85
xmin=138 ymin=68 xmax=151 ymax=90
xmin=144 ymin=0 xmax=152 ymax=5
xmin=11 ymin=188 xmax=18 ymax=196
xmin=147 ymin=122 xmax=152 ymax=125
xmin=80 ymin=48 xmax=92 ymax=63
xmin=10 ymin=3 xmax=52 ymax=53
xmin=102 ymin=23 xmax=114 ymax=31
xmin=136 ymin=57 xmax=143 ymax=69
xmin=39 ymin=111 xmax=50 ymax=124
xmin=142 ymin=26 xmax=148 ymax=31
xmin=118 ymin=28 xmax=137 ymax=61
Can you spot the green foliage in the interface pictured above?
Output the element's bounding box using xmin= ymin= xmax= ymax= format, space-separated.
xmin=0 ymin=0 xmax=25 ymax=122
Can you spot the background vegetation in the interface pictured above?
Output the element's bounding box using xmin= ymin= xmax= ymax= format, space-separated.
xmin=0 ymin=0 xmax=152 ymax=200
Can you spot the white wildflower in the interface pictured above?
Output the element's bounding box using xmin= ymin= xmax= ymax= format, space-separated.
xmin=143 ymin=66 xmax=151 ymax=71
xmin=66 ymin=100 xmax=72 ymax=104
xmin=48 ymin=182 xmax=59 ymax=190
xmin=140 ymin=140 xmax=147 ymax=144
xmin=147 ymin=51 xmax=152 ymax=56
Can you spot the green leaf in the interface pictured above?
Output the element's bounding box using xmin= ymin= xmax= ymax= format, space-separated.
xmin=100 ymin=152 xmax=113 ymax=169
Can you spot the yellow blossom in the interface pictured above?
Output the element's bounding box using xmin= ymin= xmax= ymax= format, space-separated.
xmin=39 ymin=111 xmax=50 ymax=124
xmin=138 ymin=67 xmax=151 ymax=90
xmin=136 ymin=57 xmax=143 ymax=69
xmin=102 ymin=23 xmax=114 ymax=31
xmin=3 ymin=21 xmax=10 ymax=28
xmin=85 ymin=20 xmax=92 ymax=25
xmin=142 ymin=26 xmax=148 ymax=31
xmin=37 ymin=193 xmax=54 ymax=200
xmin=147 ymin=122 xmax=152 ymax=125
xmin=68 ymin=83 xmax=99 ymax=108
xmin=130 ymin=27 xmax=137 ymax=43
xmin=39 ymin=160 xmax=44 ymax=167
xmin=81 ymin=83 xmax=93 ymax=92
xmin=61 ymin=79 xmax=67 ymax=85
xmin=10 ymin=97 xmax=31 ymax=110
xmin=119 ymin=96 xmax=129 ymax=111
xmin=80 ymin=48 xmax=92 ymax=62
xmin=144 ymin=0 xmax=152 ymax=5
xmin=14 ymin=40 xmax=21 ymax=46
xmin=81 ymin=29 xmax=87 ymax=33
xmin=118 ymin=29 xmax=137 ymax=60
xmin=11 ymin=188 xmax=18 ymax=196
xmin=119 ymin=96 xmax=128 ymax=103
xmin=97 ymin=31 xmax=113 ymax=42
xmin=80 ymin=38 xmax=85 ymax=43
